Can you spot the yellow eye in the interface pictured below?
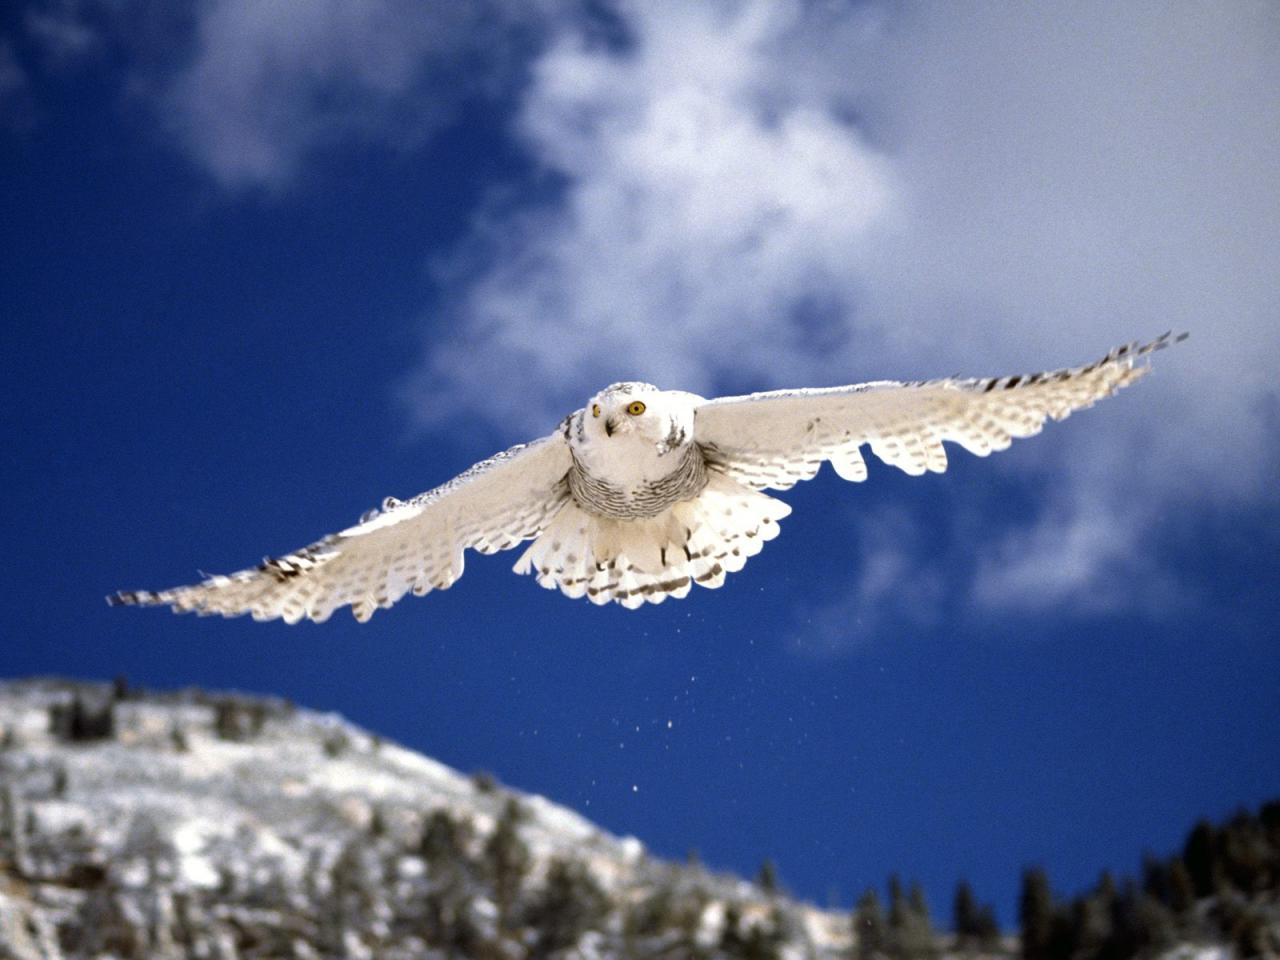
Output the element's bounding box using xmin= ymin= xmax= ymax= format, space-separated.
xmin=626 ymin=401 xmax=646 ymax=416
xmin=592 ymin=404 xmax=601 ymax=418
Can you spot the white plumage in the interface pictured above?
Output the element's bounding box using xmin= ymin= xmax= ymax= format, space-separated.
xmin=110 ymin=333 xmax=1184 ymax=622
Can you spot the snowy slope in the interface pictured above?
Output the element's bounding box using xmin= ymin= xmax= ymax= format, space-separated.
xmin=0 ymin=678 xmax=852 ymax=959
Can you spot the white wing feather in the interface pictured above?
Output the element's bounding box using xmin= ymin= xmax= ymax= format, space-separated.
xmin=694 ymin=334 xmax=1185 ymax=491
xmin=109 ymin=435 xmax=572 ymax=623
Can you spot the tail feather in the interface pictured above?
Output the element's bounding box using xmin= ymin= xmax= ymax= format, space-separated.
xmin=514 ymin=473 xmax=790 ymax=608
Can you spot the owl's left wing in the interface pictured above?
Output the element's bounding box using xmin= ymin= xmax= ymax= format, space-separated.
xmin=109 ymin=434 xmax=572 ymax=624
xmin=694 ymin=333 xmax=1185 ymax=491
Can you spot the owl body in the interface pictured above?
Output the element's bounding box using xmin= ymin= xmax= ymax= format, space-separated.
xmin=109 ymin=334 xmax=1185 ymax=622
xmin=520 ymin=380 xmax=777 ymax=608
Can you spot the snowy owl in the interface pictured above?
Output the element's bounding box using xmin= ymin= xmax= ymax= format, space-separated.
xmin=110 ymin=333 xmax=1184 ymax=623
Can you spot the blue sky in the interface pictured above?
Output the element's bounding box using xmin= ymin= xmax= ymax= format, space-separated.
xmin=3 ymin=0 xmax=1278 ymax=927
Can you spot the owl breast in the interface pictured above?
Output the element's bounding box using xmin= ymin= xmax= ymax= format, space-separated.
xmin=568 ymin=443 xmax=708 ymax=519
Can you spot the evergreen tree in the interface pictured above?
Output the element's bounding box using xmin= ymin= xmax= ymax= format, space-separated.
xmin=758 ymin=859 xmax=779 ymax=896
xmin=627 ymin=879 xmax=679 ymax=940
xmin=888 ymin=875 xmax=907 ymax=929
xmin=525 ymin=857 xmax=609 ymax=958
xmin=721 ymin=903 xmax=748 ymax=956
xmin=1223 ymin=902 xmax=1279 ymax=959
xmin=1100 ymin=879 xmax=1144 ymax=960
xmin=324 ymin=838 xmax=381 ymax=949
xmin=953 ymin=880 xmax=979 ymax=943
xmin=908 ymin=882 xmax=939 ymax=959
xmin=972 ymin=904 xmax=1001 ymax=950
xmin=907 ymin=882 xmax=930 ymax=919
xmin=673 ymin=884 xmax=713 ymax=960
xmin=419 ymin=810 xmax=475 ymax=951
xmin=1018 ymin=867 xmax=1055 ymax=960
xmin=853 ymin=888 xmax=887 ymax=960
xmin=213 ymin=698 xmax=264 ymax=742
xmin=953 ymin=880 xmax=998 ymax=951
xmin=483 ymin=797 xmax=530 ymax=936
xmin=49 ymin=694 xmax=115 ymax=743
xmin=1132 ymin=892 xmax=1178 ymax=956
xmin=1182 ymin=819 xmax=1217 ymax=898
xmin=744 ymin=909 xmax=786 ymax=960
xmin=1219 ymin=809 xmax=1271 ymax=894
xmin=720 ymin=903 xmax=783 ymax=960
xmin=1166 ymin=859 xmax=1196 ymax=917
xmin=421 ymin=809 xmax=471 ymax=865
xmin=886 ymin=879 xmax=937 ymax=960
xmin=1070 ymin=872 xmax=1114 ymax=960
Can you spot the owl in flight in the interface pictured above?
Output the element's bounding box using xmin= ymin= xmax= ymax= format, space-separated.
xmin=110 ymin=333 xmax=1184 ymax=623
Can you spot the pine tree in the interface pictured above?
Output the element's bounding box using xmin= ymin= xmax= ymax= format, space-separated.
xmin=972 ymin=904 xmax=1000 ymax=950
xmin=483 ymin=797 xmax=530 ymax=936
xmin=953 ymin=880 xmax=1000 ymax=952
xmin=854 ymin=888 xmax=888 ymax=960
xmin=627 ymin=879 xmax=679 ymax=940
xmin=674 ymin=884 xmax=713 ymax=960
xmin=1166 ymin=859 xmax=1196 ymax=917
xmin=720 ymin=903 xmax=783 ymax=960
xmin=421 ymin=809 xmax=471 ymax=865
xmin=1019 ymin=867 xmax=1055 ymax=960
xmin=420 ymin=810 xmax=475 ymax=950
xmin=904 ymin=882 xmax=939 ymax=959
xmin=1133 ymin=892 xmax=1178 ymax=955
xmin=888 ymin=875 xmax=906 ymax=929
xmin=1070 ymin=872 xmax=1114 ymax=960
xmin=743 ymin=908 xmax=786 ymax=960
xmin=721 ymin=903 xmax=747 ymax=956
xmin=1182 ymin=819 xmax=1217 ymax=898
xmin=885 ymin=878 xmax=937 ymax=960
xmin=49 ymin=694 xmax=114 ymax=743
xmin=525 ymin=857 xmax=608 ymax=958
xmin=758 ymin=859 xmax=779 ymax=896
xmin=954 ymin=880 xmax=979 ymax=941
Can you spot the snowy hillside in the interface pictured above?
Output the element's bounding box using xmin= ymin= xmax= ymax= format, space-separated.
xmin=3 ymin=679 xmax=1271 ymax=960
xmin=0 ymin=679 xmax=851 ymax=959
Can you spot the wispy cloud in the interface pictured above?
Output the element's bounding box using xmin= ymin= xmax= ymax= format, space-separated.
xmin=788 ymin=508 xmax=946 ymax=659
xmin=0 ymin=41 xmax=32 ymax=128
xmin=24 ymin=0 xmax=99 ymax=63
xmin=407 ymin=2 xmax=898 ymax=430
xmin=157 ymin=0 xmax=548 ymax=190
xmin=407 ymin=0 xmax=1279 ymax=623
xmin=21 ymin=0 xmax=570 ymax=190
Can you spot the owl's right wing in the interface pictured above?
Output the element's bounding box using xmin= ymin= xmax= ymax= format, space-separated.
xmin=694 ymin=333 xmax=1185 ymax=491
xmin=109 ymin=433 xmax=573 ymax=624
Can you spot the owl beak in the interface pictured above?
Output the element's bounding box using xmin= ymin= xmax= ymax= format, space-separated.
xmin=604 ymin=416 xmax=618 ymax=437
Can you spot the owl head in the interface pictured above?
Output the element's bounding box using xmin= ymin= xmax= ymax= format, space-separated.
xmin=585 ymin=382 xmax=694 ymax=455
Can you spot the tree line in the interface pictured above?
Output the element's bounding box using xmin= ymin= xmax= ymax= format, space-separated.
xmin=1019 ymin=800 xmax=1280 ymax=960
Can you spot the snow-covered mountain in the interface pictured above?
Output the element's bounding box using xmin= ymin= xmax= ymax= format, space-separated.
xmin=0 ymin=678 xmax=852 ymax=959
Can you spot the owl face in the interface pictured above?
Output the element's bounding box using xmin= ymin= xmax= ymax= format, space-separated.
xmin=585 ymin=383 xmax=694 ymax=455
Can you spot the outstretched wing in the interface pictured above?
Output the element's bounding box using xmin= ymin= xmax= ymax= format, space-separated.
xmin=694 ymin=333 xmax=1185 ymax=491
xmin=109 ymin=435 xmax=573 ymax=624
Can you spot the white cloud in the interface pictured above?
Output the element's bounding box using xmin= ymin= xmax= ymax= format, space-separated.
xmin=788 ymin=508 xmax=945 ymax=659
xmin=22 ymin=0 xmax=567 ymax=190
xmin=0 ymin=41 xmax=31 ymax=125
xmin=409 ymin=0 xmax=1279 ymax=621
xmin=970 ymin=495 xmax=1183 ymax=617
xmin=157 ymin=0 xmax=555 ymax=190
xmin=852 ymin=2 xmax=1280 ymax=612
xmin=25 ymin=0 xmax=99 ymax=63
xmin=407 ymin=1 xmax=898 ymax=429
